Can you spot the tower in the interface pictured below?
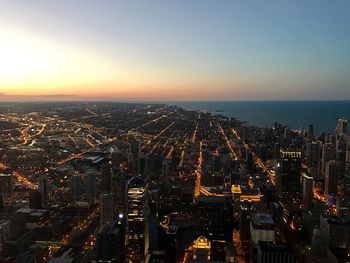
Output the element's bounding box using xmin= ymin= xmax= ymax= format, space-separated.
xmin=85 ymin=172 xmax=96 ymax=202
xmin=127 ymin=176 xmax=149 ymax=262
xmin=325 ymin=160 xmax=338 ymax=197
xmin=100 ymin=192 xmax=114 ymax=226
xmin=69 ymin=174 xmax=82 ymax=202
xmin=38 ymin=175 xmax=49 ymax=207
xmin=101 ymin=162 xmax=112 ymax=191
xmin=336 ymin=117 xmax=347 ymax=134
xmin=302 ymin=173 xmax=313 ymax=209
xmin=277 ymin=150 xmax=302 ymax=202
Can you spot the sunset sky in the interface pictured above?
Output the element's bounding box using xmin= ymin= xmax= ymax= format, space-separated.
xmin=0 ymin=1 xmax=350 ymax=101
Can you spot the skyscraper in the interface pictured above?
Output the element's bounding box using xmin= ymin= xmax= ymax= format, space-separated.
xmin=113 ymin=167 xmax=127 ymax=213
xmin=85 ymin=172 xmax=96 ymax=202
xmin=302 ymin=173 xmax=313 ymax=209
xmin=127 ymin=176 xmax=149 ymax=262
xmin=29 ymin=190 xmax=42 ymax=209
xmin=100 ymin=192 xmax=114 ymax=226
xmin=0 ymin=174 xmax=12 ymax=201
xmin=101 ymin=162 xmax=112 ymax=191
xmin=306 ymin=141 xmax=321 ymax=175
xmin=322 ymin=143 xmax=336 ymax=177
xmin=38 ymin=175 xmax=49 ymax=207
xmin=325 ymin=160 xmax=338 ymax=197
xmin=276 ymin=150 xmax=302 ymax=201
xmin=336 ymin=117 xmax=347 ymax=134
xmin=96 ymin=217 xmax=126 ymax=262
xmin=69 ymin=174 xmax=82 ymax=202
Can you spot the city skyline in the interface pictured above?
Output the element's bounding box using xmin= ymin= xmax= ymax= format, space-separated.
xmin=1 ymin=1 xmax=350 ymax=101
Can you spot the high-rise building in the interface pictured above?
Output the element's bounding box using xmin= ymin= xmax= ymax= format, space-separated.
xmin=100 ymin=192 xmax=114 ymax=226
xmin=0 ymin=194 xmax=3 ymax=211
xmin=257 ymin=241 xmax=296 ymax=263
xmin=276 ymin=150 xmax=302 ymax=201
xmin=193 ymin=236 xmax=211 ymax=261
xmin=194 ymin=195 xmax=227 ymax=240
xmin=309 ymin=124 xmax=314 ymax=139
xmin=113 ymin=167 xmax=127 ymax=213
xmin=69 ymin=175 xmax=82 ymax=202
xmin=96 ymin=217 xmax=126 ymax=262
xmin=85 ymin=172 xmax=96 ymax=202
xmin=0 ymin=220 xmax=10 ymax=243
xmin=162 ymin=161 xmax=170 ymax=183
xmin=325 ymin=160 xmax=338 ymax=197
xmin=0 ymin=174 xmax=12 ymax=200
xmin=138 ymin=153 xmax=149 ymax=175
xmin=127 ymin=176 xmax=149 ymax=262
xmin=306 ymin=141 xmax=321 ymax=172
xmin=322 ymin=143 xmax=336 ymax=177
xmin=336 ymin=117 xmax=347 ymax=134
xmin=38 ymin=175 xmax=49 ymax=207
xmin=319 ymin=215 xmax=349 ymax=248
xmin=29 ymin=190 xmax=42 ymax=209
xmin=240 ymin=200 xmax=256 ymax=249
xmin=302 ymin=173 xmax=313 ymax=209
xmin=129 ymin=140 xmax=141 ymax=160
xmin=101 ymin=162 xmax=112 ymax=191
xmin=250 ymin=213 xmax=275 ymax=245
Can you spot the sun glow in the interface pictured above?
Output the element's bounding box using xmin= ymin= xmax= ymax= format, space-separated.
xmin=0 ymin=25 xmax=126 ymax=96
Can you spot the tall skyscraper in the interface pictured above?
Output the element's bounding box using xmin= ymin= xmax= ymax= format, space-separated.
xmin=101 ymin=162 xmax=112 ymax=191
xmin=276 ymin=150 xmax=302 ymax=202
xmin=127 ymin=176 xmax=149 ymax=262
xmin=302 ymin=173 xmax=313 ymax=209
xmin=85 ymin=172 xmax=96 ymax=202
xmin=336 ymin=117 xmax=347 ymax=134
xmin=100 ymin=192 xmax=114 ymax=226
xmin=0 ymin=174 xmax=12 ymax=201
xmin=195 ymin=195 xmax=227 ymax=240
xmin=29 ymin=190 xmax=42 ymax=209
xmin=322 ymin=143 xmax=336 ymax=177
xmin=240 ymin=200 xmax=256 ymax=249
xmin=162 ymin=160 xmax=170 ymax=183
xmin=38 ymin=175 xmax=49 ymax=207
xmin=129 ymin=140 xmax=141 ymax=160
xmin=306 ymin=141 xmax=321 ymax=172
xmin=319 ymin=215 xmax=349 ymax=249
xmin=96 ymin=217 xmax=126 ymax=262
xmin=69 ymin=174 xmax=82 ymax=202
xmin=325 ymin=160 xmax=338 ymax=197
xmin=113 ymin=167 xmax=127 ymax=213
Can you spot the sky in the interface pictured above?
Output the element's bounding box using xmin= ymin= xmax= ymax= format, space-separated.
xmin=0 ymin=0 xmax=349 ymax=101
